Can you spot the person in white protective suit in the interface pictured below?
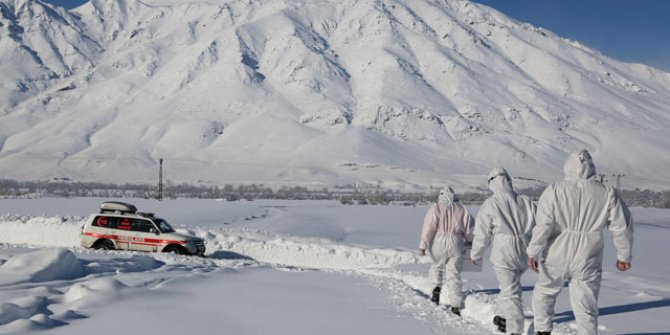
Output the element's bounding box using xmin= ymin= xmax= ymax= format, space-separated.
xmin=527 ymin=150 xmax=633 ymax=335
xmin=471 ymin=167 xmax=536 ymax=335
xmin=419 ymin=186 xmax=474 ymax=316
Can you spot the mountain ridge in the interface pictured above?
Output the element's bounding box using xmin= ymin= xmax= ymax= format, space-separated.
xmin=1 ymin=0 xmax=669 ymax=191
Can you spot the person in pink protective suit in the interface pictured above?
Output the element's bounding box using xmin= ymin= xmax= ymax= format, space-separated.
xmin=419 ymin=186 xmax=474 ymax=316
xmin=527 ymin=150 xmax=633 ymax=335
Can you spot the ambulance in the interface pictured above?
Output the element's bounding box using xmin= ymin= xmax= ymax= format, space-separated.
xmin=80 ymin=201 xmax=206 ymax=256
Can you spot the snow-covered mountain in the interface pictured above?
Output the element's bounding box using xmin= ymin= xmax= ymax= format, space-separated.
xmin=1 ymin=0 xmax=669 ymax=190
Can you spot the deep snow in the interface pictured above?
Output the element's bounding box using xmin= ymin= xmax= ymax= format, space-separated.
xmin=0 ymin=197 xmax=668 ymax=334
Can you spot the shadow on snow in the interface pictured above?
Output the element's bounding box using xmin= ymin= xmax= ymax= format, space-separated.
xmin=552 ymin=299 xmax=670 ymax=324
xmin=207 ymin=250 xmax=255 ymax=261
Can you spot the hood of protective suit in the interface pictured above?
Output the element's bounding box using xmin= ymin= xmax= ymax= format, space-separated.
xmin=438 ymin=186 xmax=458 ymax=205
xmin=563 ymin=149 xmax=596 ymax=181
xmin=487 ymin=167 xmax=515 ymax=195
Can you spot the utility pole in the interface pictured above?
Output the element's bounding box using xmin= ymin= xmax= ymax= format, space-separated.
xmin=612 ymin=173 xmax=625 ymax=193
xmin=598 ymin=174 xmax=607 ymax=183
xmin=158 ymin=158 xmax=163 ymax=201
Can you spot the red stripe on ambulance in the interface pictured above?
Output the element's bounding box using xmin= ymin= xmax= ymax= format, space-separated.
xmin=84 ymin=232 xmax=186 ymax=245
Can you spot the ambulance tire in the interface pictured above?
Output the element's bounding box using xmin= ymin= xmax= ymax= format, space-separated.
xmin=163 ymin=245 xmax=187 ymax=255
xmin=93 ymin=239 xmax=115 ymax=250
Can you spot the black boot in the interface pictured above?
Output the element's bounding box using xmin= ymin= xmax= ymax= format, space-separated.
xmin=450 ymin=306 xmax=461 ymax=316
xmin=536 ymin=332 xmax=551 ymax=335
xmin=430 ymin=286 xmax=441 ymax=305
xmin=493 ymin=315 xmax=506 ymax=332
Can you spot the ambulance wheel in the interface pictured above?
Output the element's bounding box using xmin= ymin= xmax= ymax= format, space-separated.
xmin=163 ymin=245 xmax=187 ymax=255
xmin=93 ymin=239 xmax=115 ymax=250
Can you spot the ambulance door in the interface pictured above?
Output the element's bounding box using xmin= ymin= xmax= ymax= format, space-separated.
xmin=129 ymin=218 xmax=159 ymax=252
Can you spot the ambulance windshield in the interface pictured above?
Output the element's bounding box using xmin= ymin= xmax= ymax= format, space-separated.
xmin=154 ymin=219 xmax=176 ymax=233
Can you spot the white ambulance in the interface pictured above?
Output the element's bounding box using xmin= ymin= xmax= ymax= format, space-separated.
xmin=80 ymin=201 xmax=206 ymax=256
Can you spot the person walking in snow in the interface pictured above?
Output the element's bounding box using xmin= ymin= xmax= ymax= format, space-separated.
xmin=527 ymin=149 xmax=633 ymax=335
xmin=419 ymin=185 xmax=474 ymax=316
xmin=470 ymin=167 xmax=536 ymax=335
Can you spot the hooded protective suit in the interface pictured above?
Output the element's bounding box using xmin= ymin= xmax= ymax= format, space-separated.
xmin=419 ymin=186 xmax=474 ymax=308
xmin=471 ymin=167 xmax=535 ymax=334
xmin=527 ymin=150 xmax=633 ymax=335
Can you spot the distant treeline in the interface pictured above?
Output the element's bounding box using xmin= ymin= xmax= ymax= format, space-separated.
xmin=0 ymin=179 xmax=668 ymax=208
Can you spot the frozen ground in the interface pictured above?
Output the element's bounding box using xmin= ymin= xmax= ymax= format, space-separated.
xmin=0 ymin=197 xmax=668 ymax=334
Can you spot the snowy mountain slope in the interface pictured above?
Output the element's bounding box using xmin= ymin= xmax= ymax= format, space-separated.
xmin=0 ymin=0 xmax=101 ymax=107
xmin=0 ymin=0 xmax=669 ymax=190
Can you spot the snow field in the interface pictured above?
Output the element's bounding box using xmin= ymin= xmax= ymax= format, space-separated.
xmin=0 ymin=198 xmax=669 ymax=334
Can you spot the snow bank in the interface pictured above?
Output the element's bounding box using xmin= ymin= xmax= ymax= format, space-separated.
xmin=0 ymin=249 xmax=87 ymax=332
xmin=0 ymin=215 xmax=422 ymax=270
xmin=0 ymin=248 xmax=85 ymax=285
xmin=0 ymin=249 xmax=176 ymax=334
xmin=62 ymin=278 xmax=130 ymax=309
xmin=0 ymin=215 xmax=83 ymax=248
xmin=205 ymin=229 xmax=421 ymax=270
xmin=0 ymin=295 xmax=62 ymax=332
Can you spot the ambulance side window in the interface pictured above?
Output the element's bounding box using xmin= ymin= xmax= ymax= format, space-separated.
xmin=94 ymin=216 xmax=108 ymax=227
xmin=117 ymin=217 xmax=132 ymax=230
xmin=132 ymin=219 xmax=156 ymax=233
xmin=93 ymin=216 xmax=119 ymax=229
xmin=107 ymin=217 xmax=119 ymax=229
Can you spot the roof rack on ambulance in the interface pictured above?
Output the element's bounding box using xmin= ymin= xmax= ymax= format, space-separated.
xmin=138 ymin=212 xmax=155 ymax=218
xmin=99 ymin=201 xmax=137 ymax=214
